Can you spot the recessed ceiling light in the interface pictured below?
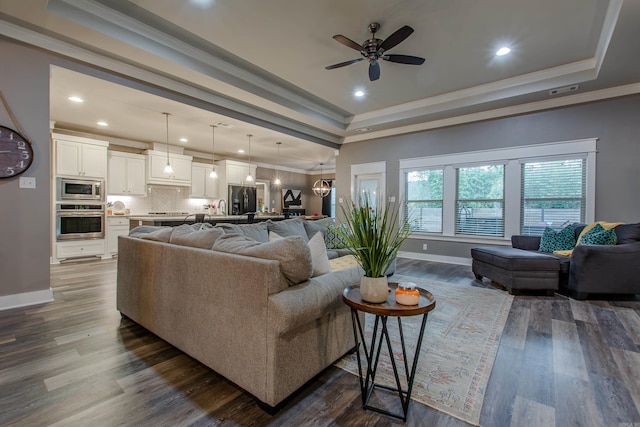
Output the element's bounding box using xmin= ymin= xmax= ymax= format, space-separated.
xmin=237 ymin=149 xmax=245 ymax=153
xmin=354 ymin=90 xmax=365 ymax=97
xmin=179 ymin=137 xmax=188 ymax=143
xmin=496 ymin=47 xmax=511 ymax=56
xmin=68 ymin=96 xmax=84 ymax=103
xmin=97 ymin=121 xmax=108 ymax=127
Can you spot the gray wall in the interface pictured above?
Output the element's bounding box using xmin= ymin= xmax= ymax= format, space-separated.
xmin=336 ymin=95 xmax=640 ymax=259
xmin=0 ymin=41 xmax=51 ymax=298
xmin=257 ymin=166 xmax=334 ymax=215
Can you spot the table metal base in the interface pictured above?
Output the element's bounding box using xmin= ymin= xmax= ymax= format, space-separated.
xmin=350 ymin=308 xmax=430 ymax=421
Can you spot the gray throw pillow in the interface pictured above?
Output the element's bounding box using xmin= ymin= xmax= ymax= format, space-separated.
xmin=170 ymin=224 xmax=224 ymax=249
xmin=267 ymin=217 xmax=309 ymax=242
xmin=615 ymin=223 xmax=640 ymax=244
xmin=215 ymin=222 xmax=269 ymax=243
xmin=303 ymin=217 xmax=331 ymax=241
xmin=213 ymin=234 xmax=312 ymax=285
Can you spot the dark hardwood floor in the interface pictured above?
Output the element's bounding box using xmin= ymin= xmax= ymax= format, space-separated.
xmin=1 ymin=257 xmax=639 ymax=426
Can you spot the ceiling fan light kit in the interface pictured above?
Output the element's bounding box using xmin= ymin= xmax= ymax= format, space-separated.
xmin=325 ymin=22 xmax=425 ymax=81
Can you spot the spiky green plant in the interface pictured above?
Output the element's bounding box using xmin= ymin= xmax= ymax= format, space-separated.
xmin=337 ymin=193 xmax=410 ymax=278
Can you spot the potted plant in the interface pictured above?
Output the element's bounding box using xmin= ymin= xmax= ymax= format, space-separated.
xmin=337 ymin=193 xmax=410 ymax=303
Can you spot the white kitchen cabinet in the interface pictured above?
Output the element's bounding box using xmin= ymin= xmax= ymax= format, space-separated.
xmin=108 ymin=151 xmax=146 ymax=196
xmin=56 ymin=239 xmax=105 ymax=261
xmin=106 ymin=216 xmax=130 ymax=256
xmin=53 ymin=134 xmax=108 ymax=178
xmin=216 ymin=159 xmax=257 ymax=199
xmin=145 ymin=149 xmax=192 ymax=186
xmin=190 ymin=162 xmax=218 ymax=198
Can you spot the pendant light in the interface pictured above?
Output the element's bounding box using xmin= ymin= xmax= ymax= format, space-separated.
xmin=274 ymin=142 xmax=282 ymax=186
xmin=312 ymin=163 xmax=331 ymax=197
xmin=245 ymin=134 xmax=254 ymax=183
xmin=162 ymin=112 xmax=174 ymax=175
xmin=209 ymin=125 xmax=218 ymax=179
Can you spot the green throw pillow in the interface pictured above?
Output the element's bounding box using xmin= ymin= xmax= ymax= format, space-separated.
xmin=326 ymin=223 xmax=348 ymax=249
xmin=538 ymin=225 xmax=576 ymax=253
xmin=579 ymin=223 xmax=618 ymax=246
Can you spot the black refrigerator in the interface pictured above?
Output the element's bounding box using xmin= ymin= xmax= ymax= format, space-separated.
xmin=228 ymin=185 xmax=256 ymax=215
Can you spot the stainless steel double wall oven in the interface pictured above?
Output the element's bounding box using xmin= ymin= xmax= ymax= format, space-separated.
xmin=55 ymin=177 xmax=105 ymax=241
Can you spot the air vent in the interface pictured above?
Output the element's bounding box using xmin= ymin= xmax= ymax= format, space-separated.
xmin=215 ymin=122 xmax=235 ymax=128
xmin=549 ymin=84 xmax=579 ymax=96
xmin=355 ymin=127 xmax=372 ymax=133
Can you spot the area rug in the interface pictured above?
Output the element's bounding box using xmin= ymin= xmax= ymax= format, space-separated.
xmin=334 ymin=275 xmax=513 ymax=425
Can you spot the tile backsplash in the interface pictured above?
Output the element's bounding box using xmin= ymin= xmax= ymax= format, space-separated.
xmin=107 ymin=185 xmax=215 ymax=215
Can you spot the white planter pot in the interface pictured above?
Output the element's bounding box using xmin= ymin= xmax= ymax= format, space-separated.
xmin=360 ymin=276 xmax=389 ymax=303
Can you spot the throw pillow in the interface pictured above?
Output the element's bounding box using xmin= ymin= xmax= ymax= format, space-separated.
xmin=578 ymin=223 xmax=618 ymax=246
xmin=267 ymin=217 xmax=309 ymax=242
xmin=308 ymin=231 xmax=331 ymax=277
xmin=269 ymin=231 xmax=283 ymax=241
xmin=213 ymin=234 xmax=312 ymax=286
xmin=170 ymin=224 xmax=224 ymax=249
xmin=614 ymin=223 xmax=639 ymax=244
xmin=326 ymin=223 xmax=348 ymax=249
xmin=538 ymin=225 xmax=576 ymax=253
xmin=303 ymin=218 xmax=331 ymax=241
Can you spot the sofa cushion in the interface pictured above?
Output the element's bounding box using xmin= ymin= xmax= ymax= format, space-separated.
xmin=303 ymin=218 xmax=331 ymax=240
xmin=213 ymin=234 xmax=312 ymax=285
xmin=326 ymin=223 xmax=348 ymax=249
xmin=129 ymin=226 xmax=173 ymax=242
xmin=216 ymin=221 xmax=269 ymax=243
xmin=169 ymin=224 xmax=224 ymax=249
xmin=267 ymin=217 xmax=308 ymax=242
xmin=578 ymin=223 xmax=617 ymax=246
xmin=538 ymin=225 xmax=576 ymax=252
xmin=615 ymin=223 xmax=640 ymax=244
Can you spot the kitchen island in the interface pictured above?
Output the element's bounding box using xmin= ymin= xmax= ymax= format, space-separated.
xmin=127 ymin=214 xmax=286 ymax=229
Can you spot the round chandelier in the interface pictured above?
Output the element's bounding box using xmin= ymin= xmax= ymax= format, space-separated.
xmin=312 ymin=163 xmax=331 ymax=197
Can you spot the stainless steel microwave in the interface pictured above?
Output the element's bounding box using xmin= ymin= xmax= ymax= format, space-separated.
xmin=57 ymin=177 xmax=104 ymax=202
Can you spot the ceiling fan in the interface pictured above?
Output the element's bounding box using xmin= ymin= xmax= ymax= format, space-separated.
xmin=325 ymin=22 xmax=425 ymax=81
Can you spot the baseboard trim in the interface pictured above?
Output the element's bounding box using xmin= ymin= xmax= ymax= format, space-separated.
xmin=398 ymin=251 xmax=472 ymax=266
xmin=0 ymin=288 xmax=54 ymax=311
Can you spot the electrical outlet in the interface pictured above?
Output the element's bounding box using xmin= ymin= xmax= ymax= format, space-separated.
xmin=422 ymin=243 xmax=428 ymax=251
xmin=19 ymin=177 xmax=36 ymax=189
xmin=339 ymin=197 xmax=344 ymax=203
xmin=389 ymin=196 xmax=396 ymax=203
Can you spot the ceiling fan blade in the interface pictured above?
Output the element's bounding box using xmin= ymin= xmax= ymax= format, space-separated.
xmin=325 ymin=58 xmax=364 ymax=70
xmin=378 ymin=25 xmax=414 ymax=53
xmin=333 ymin=35 xmax=363 ymax=52
xmin=383 ymin=54 xmax=425 ymax=65
xmin=369 ymin=61 xmax=380 ymax=81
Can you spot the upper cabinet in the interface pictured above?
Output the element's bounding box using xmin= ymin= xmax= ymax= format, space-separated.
xmin=216 ymin=159 xmax=257 ymax=199
xmin=108 ymin=151 xmax=146 ymax=196
xmin=190 ymin=162 xmax=218 ymax=198
xmin=145 ymin=149 xmax=192 ymax=186
xmin=53 ymin=134 xmax=108 ymax=178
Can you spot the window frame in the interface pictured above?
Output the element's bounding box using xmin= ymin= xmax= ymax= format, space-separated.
xmin=404 ymin=167 xmax=445 ymax=233
xmin=399 ymin=138 xmax=596 ymax=243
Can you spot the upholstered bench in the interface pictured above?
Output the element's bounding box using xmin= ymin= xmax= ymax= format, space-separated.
xmin=471 ymin=246 xmax=560 ymax=295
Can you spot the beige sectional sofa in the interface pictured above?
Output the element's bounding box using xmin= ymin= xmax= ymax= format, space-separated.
xmin=116 ymin=218 xmax=363 ymax=408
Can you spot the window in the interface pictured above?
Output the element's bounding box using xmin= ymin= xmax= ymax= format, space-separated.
xmin=521 ymin=158 xmax=586 ymax=235
xmin=455 ymin=165 xmax=504 ymax=236
xmin=404 ymin=169 xmax=443 ymax=233
xmin=399 ymin=138 xmax=596 ymax=241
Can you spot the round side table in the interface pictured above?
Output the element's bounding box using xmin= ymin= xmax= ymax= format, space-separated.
xmin=342 ymin=282 xmax=436 ymax=421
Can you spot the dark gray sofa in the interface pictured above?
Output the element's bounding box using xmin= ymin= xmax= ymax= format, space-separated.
xmin=510 ymin=223 xmax=640 ymax=299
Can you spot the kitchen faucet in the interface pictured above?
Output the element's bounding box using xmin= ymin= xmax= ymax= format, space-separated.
xmin=217 ymin=199 xmax=227 ymax=215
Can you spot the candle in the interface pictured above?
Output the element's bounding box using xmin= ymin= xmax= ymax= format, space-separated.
xmin=395 ymin=283 xmax=420 ymax=305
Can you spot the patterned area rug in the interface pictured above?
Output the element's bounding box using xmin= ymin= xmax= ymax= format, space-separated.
xmin=334 ymin=274 xmax=513 ymax=426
